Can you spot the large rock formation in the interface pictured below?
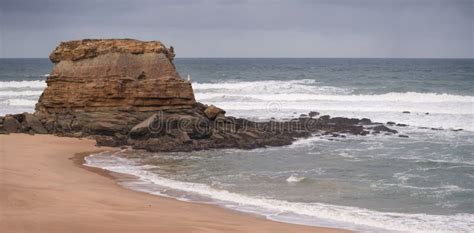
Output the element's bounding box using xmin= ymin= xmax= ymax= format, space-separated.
xmin=37 ymin=39 xmax=194 ymax=114
xmin=1 ymin=39 xmax=401 ymax=151
xmin=33 ymin=39 xmax=196 ymax=136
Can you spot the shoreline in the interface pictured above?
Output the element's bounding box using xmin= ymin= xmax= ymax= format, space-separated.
xmin=0 ymin=134 xmax=349 ymax=233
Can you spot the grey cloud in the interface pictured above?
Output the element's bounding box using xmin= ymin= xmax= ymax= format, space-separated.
xmin=0 ymin=0 xmax=472 ymax=58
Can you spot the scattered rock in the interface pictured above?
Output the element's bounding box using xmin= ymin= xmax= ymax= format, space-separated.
xmin=425 ymin=112 xmax=429 ymax=115
xmin=371 ymin=125 xmax=398 ymax=134
xmin=398 ymin=135 xmax=409 ymax=138
xmin=451 ymin=129 xmax=463 ymax=132
xmin=329 ymin=117 xmax=359 ymax=126
xmin=96 ymin=135 xmax=120 ymax=147
xmin=204 ymin=105 xmax=226 ymax=120
xmin=129 ymin=114 xmax=159 ymax=139
xmin=359 ymin=118 xmax=372 ymax=125
xmin=23 ymin=113 xmax=48 ymax=134
xmin=402 ymin=111 xmax=410 ymax=114
xmin=396 ymin=123 xmax=408 ymax=127
xmin=3 ymin=116 xmax=21 ymax=133
xmin=308 ymin=111 xmax=320 ymax=117
xmin=386 ymin=121 xmax=396 ymax=126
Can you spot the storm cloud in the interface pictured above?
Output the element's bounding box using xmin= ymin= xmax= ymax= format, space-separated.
xmin=0 ymin=0 xmax=473 ymax=58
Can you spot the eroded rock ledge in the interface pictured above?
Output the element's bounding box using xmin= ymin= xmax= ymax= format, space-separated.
xmin=0 ymin=39 xmax=403 ymax=151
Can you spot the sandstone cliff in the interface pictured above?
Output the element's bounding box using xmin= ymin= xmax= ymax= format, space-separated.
xmin=37 ymin=39 xmax=194 ymax=114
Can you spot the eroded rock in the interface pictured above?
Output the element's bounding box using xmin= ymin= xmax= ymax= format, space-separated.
xmin=3 ymin=116 xmax=21 ymax=133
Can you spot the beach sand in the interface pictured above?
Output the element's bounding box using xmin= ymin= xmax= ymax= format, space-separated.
xmin=0 ymin=134 xmax=348 ymax=233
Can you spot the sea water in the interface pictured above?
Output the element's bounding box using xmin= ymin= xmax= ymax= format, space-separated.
xmin=2 ymin=58 xmax=473 ymax=232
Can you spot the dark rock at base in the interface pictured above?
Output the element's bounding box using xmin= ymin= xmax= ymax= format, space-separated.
xmin=396 ymin=123 xmax=408 ymax=127
xmin=329 ymin=117 xmax=359 ymax=126
xmin=3 ymin=116 xmax=21 ymax=133
xmin=371 ymin=125 xmax=398 ymax=134
xmin=308 ymin=111 xmax=320 ymax=117
xmin=96 ymin=136 xmax=119 ymax=147
xmin=23 ymin=113 xmax=48 ymax=134
xmin=319 ymin=115 xmax=330 ymax=121
xmin=359 ymin=118 xmax=372 ymax=125
xmin=129 ymin=114 xmax=158 ymax=139
xmin=204 ymin=105 xmax=226 ymax=120
xmin=84 ymin=121 xmax=128 ymax=136
xmin=402 ymin=111 xmax=410 ymax=114
xmin=96 ymin=134 xmax=127 ymax=147
xmin=398 ymin=135 xmax=409 ymax=138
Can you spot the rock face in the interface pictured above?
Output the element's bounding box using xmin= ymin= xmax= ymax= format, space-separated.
xmin=1 ymin=38 xmax=402 ymax=152
xmin=34 ymin=39 xmax=196 ymax=136
xmin=37 ymin=39 xmax=195 ymax=115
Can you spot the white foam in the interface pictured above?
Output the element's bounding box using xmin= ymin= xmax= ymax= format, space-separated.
xmin=0 ymin=90 xmax=43 ymax=96
xmin=0 ymin=80 xmax=46 ymax=89
xmin=85 ymin=153 xmax=474 ymax=233
xmin=286 ymin=175 xmax=306 ymax=183
xmin=192 ymin=79 xmax=351 ymax=95
xmin=1 ymin=99 xmax=38 ymax=106
xmin=197 ymin=92 xmax=473 ymax=103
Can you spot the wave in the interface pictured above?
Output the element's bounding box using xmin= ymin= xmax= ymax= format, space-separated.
xmin=85 ymin=152 xmax=474 ymax=233
xmin=0 ymin=99 xmax=38 ymax=106
xmin=0 ymin=90 xmax=43 ymax=96
xmin=192 ymin=79 xmax=352 ymax=95
xmin=286 ymin=175 xmax=306 ymax=183
xmin=0 ymin=80 xmax=46 ymax=89
xmin=196 ymin=92 xmax=473 ymax=104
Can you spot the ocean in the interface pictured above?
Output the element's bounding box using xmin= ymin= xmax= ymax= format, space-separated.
xmin=1 ymin=58 xmax=473 ymax=232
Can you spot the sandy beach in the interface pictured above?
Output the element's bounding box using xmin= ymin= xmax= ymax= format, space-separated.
xmin=0 ymin=134 xmax=347 ymax=233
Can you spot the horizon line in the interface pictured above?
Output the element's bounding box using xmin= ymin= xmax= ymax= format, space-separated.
xmin=1 ymin=57 xmax=473 ymax=60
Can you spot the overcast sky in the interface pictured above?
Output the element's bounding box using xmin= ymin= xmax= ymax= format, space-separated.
xmin=0 ymin=0 xmax=473 ymax=58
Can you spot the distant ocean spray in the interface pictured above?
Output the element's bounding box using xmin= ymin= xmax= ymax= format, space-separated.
xmin=1 ymin=58 xmax=474 ymax=232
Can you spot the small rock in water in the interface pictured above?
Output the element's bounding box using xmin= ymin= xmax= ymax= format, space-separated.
xmin=431 ymin=128 xmax=443 ymax=131
xmin=398 ymin=135 xmax=409 ymax=138
xmin=396 ymin=123 xmax=408 ymax=127
xmin=386 ymin=121 xmax=396 ymax=126
xmin=402 ymin=111 xmax=410 ymax=114
xmin=359 ymin=118 xmax=372 ymax=125
xmin=372 ymin=125 xmax=398 ymax=134
xmin=360 ymin=130 xmax=370 ymax=136
xmin=319 ymin=115 xmax=330 ymax=121
xmin=425 ymin=112 xmax=429 ymax=115
xmin=308 ymin=111 xmax=320 ymax=117
xmin=451 ymin=129 xmax=463 ymax=132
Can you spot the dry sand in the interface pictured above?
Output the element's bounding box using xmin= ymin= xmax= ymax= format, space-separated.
xmin=0 ymin=134 xmax=349 ymax=233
